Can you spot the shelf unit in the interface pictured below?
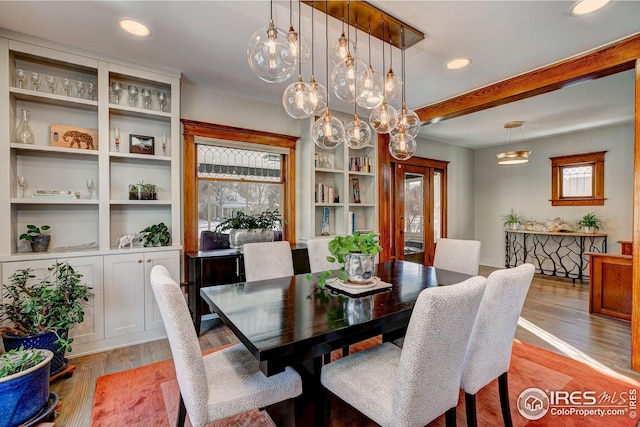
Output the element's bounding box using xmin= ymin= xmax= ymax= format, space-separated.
xmin=0 ymin=35 xmax=182 ymax=356
xmin=1 ymin=37 xmax=180 ymax=257
xmin=297 ymin=115 xmax=378 ymax=241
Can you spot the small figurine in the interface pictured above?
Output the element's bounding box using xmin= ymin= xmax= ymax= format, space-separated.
xmin=115 ymin=233 xmax=141 ymax=249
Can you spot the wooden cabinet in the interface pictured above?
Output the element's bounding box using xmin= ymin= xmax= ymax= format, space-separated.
xmin=588 ymin=253 xmax=632 ymax=321
xmin=619 ymin=240 xmax=632 ymax=255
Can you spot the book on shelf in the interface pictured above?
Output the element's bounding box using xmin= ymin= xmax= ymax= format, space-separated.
xmin=352 ymin=178 xmax=361 ymax=203
xmin=31 ymin=190 xmax=80 ymax=199
xmin=349 ymin=156 xmax=372 ymax=173
xmin=316 ymin=182 xmax=337 ymax=203
xmin=348 ymin=211 xmax=357 ymax=235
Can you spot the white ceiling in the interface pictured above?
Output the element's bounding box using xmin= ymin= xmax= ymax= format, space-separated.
xmin=0 ymin=1 xmax=638 ymax=149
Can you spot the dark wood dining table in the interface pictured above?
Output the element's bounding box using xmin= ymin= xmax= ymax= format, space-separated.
xmin=200 ymin=260 xmax=473 ymax=425
xmin=200 ymin=260 xmax=473 ymax=376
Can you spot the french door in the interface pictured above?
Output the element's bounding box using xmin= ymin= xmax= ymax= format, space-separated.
xmin=392 ymin=159 xmax=447 ymax=266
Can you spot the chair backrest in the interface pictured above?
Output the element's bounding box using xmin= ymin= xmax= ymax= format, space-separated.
xmin=306 ymin=237 xmax=340 ymax=273
xmin=460 ymin=263 xmax=535 ymax=395
xmin=243 ymin=241 xmax=294 ymax=282
xmin=150 ymin=265 xmax=209 ymax=426
xmin=432 ymin=238 xmax=482 ymax=276
xmin=392 ymin=276 xmax=486 ymax=425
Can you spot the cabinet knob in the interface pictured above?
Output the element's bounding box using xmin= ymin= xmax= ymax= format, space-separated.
xmin=147 ymin=259 xmax=152 ymax=263
xmin=138 ymin=259 xmax=143 ymax=263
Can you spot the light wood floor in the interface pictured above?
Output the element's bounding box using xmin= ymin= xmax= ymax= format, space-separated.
xmin=51 ymin=267 xmax=639 ymax=426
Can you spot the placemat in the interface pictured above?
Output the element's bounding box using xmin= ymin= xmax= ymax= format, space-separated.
xmin=325 ymin=277 xmax=392 ymax=297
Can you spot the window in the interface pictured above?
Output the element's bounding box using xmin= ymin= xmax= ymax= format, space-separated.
xmin=182 ymin=120 xmax=297 ymax=253
xmin=550 ymin=151 xmax=605 ymax=206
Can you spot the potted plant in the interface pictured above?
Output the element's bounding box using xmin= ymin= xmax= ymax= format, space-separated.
xmin=576 ymin=212 xmax=604 ymax=233
xmin=313 ymin=232 xmax=383 ymax=286
xmin=214 ymin=209 xmax=284 ymax=250
xmin=0 ymin=261 xmax=90 ymax=376
xmin=0 ymin=347 xmax=55 ymax=427
xmin=501 ymin=209 xmax=524 ymax=230
xmin=19 ymin=224 xmax=51 ymax=252
xmin=140 ymin=222 xmax=171 ymax=247
xmin=128 ymin=180 xmax=157 ymax=200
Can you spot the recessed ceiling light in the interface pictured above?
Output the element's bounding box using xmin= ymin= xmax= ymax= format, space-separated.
xmin=118 ymin=19 xmax=151 ymax=37
xmin=570 ymin=0 xmax=611 ymax=16
xmin=446 ymin=58 xmax=471 ymax=70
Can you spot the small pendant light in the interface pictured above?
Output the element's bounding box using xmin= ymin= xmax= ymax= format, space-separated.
xmin=357 ymin=27 xmax=383 ymax=110
xmin=370 ymin=19 xmax=398 ymax=134
xmin=389 ymin=27 xmax=417 ymax=160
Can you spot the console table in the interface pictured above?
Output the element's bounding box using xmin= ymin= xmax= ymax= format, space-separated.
xmin=505 ymin=230 xmax=607 ymax=282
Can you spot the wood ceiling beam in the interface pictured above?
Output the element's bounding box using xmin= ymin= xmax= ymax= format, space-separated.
xmin=301 ymin=1 xmax=424 ymax=49
xmin=415 ymin=33 xmax=640 ymax=125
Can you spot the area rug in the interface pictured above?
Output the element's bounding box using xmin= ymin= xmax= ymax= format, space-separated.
xmin=91 ymin=339 xmax=640 ymax=427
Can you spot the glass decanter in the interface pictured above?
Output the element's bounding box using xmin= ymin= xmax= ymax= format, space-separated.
xmin=16 ymin=109 xmax=35 ymax=144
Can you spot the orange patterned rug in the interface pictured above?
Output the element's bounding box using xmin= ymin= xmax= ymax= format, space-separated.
xmin=91 ymin=339 xmax=640 ymax=426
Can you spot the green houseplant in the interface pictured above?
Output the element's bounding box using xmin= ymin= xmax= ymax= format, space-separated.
xmin=501 ymin=209 xmax=524 ymax=230
xmin=311 ymin=232 xmax=383 ymax=287
xmin=0 ymin=261 xmax=90 ymax=375
xmin=576 ymin=212 xmax=604 ymax=233
xmin=19 ymin=224 xmax=51 ymax=252
xmin=140 ymin=222 xmax=171 ymax=247
xmin=0 ymin=347 xmax=55 ymax=427
xmin=214 ymin=209 xmax=284 ymax=250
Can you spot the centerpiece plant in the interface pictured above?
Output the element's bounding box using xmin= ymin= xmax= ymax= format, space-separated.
xmin=310 ymin=232 xmax=383 ymax=287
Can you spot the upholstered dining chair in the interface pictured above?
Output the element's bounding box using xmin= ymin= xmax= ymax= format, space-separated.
xmin=433 ymin=238 xmax=482 ymax=276
xmin=242 ymin=241 xmax=294 ymax=282
xmin=460 ymin=263 xmax=535 ymax=427
xmin=306 ymin=236 xmax=340 ymax=273
xmin=321 ymin=276 xmax=487 ymax=427
xmin=150 ymin=265 xmax=302 ymax=427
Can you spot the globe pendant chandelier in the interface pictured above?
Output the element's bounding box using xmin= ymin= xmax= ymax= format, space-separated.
xmin=282 ymin=0 xmax=316 ymax=119
xmin=370 ymin=19 xmax=397 ymax=134
xmin=247 ymin=1 xmax=297 ymax=83
xmin=329 ymin=2 xmax=371 ymax=104
xmin=389 ymin=27 xmax=417 ymax=160
xmin=312 ymin=0 xmax=344 ymax=149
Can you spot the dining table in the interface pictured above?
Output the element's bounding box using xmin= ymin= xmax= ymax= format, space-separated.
xmin=200 ymin=260 xmax=474 ymax=425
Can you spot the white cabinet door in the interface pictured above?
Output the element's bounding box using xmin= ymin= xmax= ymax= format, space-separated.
xmin=104 ymin=253 xmax=145 ymax=338
xmin=65 ymin=256 xmax=104 ymax=345
xmin=144 ymin=250 xmax=180 ymax=330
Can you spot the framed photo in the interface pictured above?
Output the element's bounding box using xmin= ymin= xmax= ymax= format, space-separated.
xmin=352 ymin=178 xmax=361 ymax=203
xmin=129 ymin=134 xmax=154 ymax=155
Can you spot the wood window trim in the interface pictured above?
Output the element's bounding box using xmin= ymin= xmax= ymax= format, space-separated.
xmin=182 ymin=120 xmax=298 ymax=254
xmin=550 ymin=151 xmax=606 ymax=206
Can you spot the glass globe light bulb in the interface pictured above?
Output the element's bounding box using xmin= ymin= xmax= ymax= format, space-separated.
xmin=309 ymin=76 xmax=328 ymax=115
xmin=330 ymin=32 xmax=357 ymax=65
xmin=247 ymin=19 xmax=296 ymax=83
xmin=357 ymin=67 xmax=384 ymax=109
xmin=285 ymin=26 xmax=310 ymax=66
xmin=384 ymin=68 xmax=402 ymax=100
xmin=312 ymin=109 xmax=345 ymax=149
xmin=389 ymin=131 xmax=417 ymax=160
xmin=346 ymin=115 xmax=372 ymax=149
xmin=330 ymin=53 xmax=371 ymax=103
xmin=390 ymin=104 xmax=421 ymax=138
xmin=369 ymin=100 xmax=398 ymax=134
xmin=282 ymin=76 xmax=317 ymax=119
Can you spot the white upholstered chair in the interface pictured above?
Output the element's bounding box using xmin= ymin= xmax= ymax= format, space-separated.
xmin=433 ymin=238 xmax=482 ymax=276
xmin=150 ymin=265 xmax=302 ymax=427
xmin=321 ymin=276 xmax=487 ymax=427
xmin=242 ymin=241 xmax=294 ymax=282
xmin=461 ymin=263 xmax=535 ymax=427
xmin=306 ymin=237 xmax=340 ymax=273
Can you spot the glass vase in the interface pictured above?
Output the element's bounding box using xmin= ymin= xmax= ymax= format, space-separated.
xmin=16 ymin=109 xmax=35 ymax=144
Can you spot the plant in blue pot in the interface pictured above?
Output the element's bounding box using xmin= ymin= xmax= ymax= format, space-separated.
xmin=0 ymin=261 xmax=90 ymax=376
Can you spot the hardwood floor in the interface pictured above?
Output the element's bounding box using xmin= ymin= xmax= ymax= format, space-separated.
xmin=51 ymin=267 xmax=639 ymax=426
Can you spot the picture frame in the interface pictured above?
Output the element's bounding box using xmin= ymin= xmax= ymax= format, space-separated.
xmin=352 ymin=178 xmax=361 ymax=203
xmin=129 ymin=134 xmax=154 ymax=155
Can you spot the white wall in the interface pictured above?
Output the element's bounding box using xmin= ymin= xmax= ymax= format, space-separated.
xmin=474 ymin=122 xmax=634 ymax=268
xmin=414 ymin=136 xmax=476 ymax=239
